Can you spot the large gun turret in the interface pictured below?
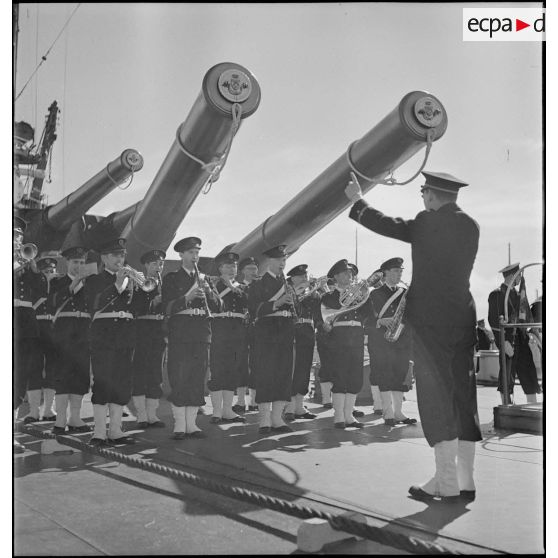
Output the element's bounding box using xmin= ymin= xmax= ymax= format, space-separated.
xmin=232 ymin=91 xmax=448 ymax=261
xmin=120 ymin=62 xmax=261 ymax=268
xmin=19 ymin=149 xmax=143 ymax=253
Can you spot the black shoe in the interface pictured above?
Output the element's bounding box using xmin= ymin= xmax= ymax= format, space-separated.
xmin=399 ymin=417 xmax=417 ymax=425
xmin=108 ymin=436 xmax=136 ymax=445
xmin=384 ymin=418 xmax=397 ymax=427
xmin=137 ymin=421 xmax=150 ymax=429
xmin=172 ymin=432 xmax=186 ymax=440
xmin=13 ymin=441 xmax=26 ymax=454
xmin=185 ymin=430 xmax=206 ymax=438
xmin=334 ymin=422 xmax=346 ymax=429
xmin=345 ymin=421 xmax=365 ymax=429
xmin=147 ymin=420 xmax=166 ymax=428
xmin=283 ymin=412 xmax=295 ymax=422
xmin=460 ymin=490 xmax=476 ymax=501
xmin=232 ymin=404 xmax=246 ymax=414
xmin=295 ymin=412 xmax=317 ymax=419
xmin=210 ymin=417 xmax=223 ymax=424
xmin=23 ymin=416 xmax=39 ymax=424
xmin=258 ymin=426 xmax=271 ymax=434
xmin=248 ymin=405 xmax=259 ymax=412
xmin=89 ymin=437 xmax=107 ymax=447
xmin=408 ymin=485 xmax=435 ymax=501
xmin=52 ymin=426 xmax=67 ymax=435
xmin=221 ymin=416 xmax=247 ymax=423
xmin=352 ymin=409 xmax=364 ymax=418
xmin=373 ymin=409 xmax=384 ymax=416
xmin=323 ymin=403 xmax=333 ymax=409
xmin=271 ymin=425 xmax=293 ymax=433
xmin=122 ymin=409 xmax=130 ymax=418
xmin=67 ymin=424 xmax=92 ymax=433
xmin=42 ymin=414 xmax=57 ymax=422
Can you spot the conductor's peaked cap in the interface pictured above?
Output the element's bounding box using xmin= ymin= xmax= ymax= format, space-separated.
xmin=421 ymin=171 xmax=469 ymax=193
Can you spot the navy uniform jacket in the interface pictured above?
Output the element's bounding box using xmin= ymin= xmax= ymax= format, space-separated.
xmin=213 ymin=279 xmax=249 ymax=340
xmin=294 ymin=291 xmax=323 ymax=346
xmin=84 ymin=270 xmax=135 ymax=349
xmin=350 ymin=201 xmax=479 ymax=327
xmin=162 ymin=267 xmax=222 ymax=344
xmin=14 ymin=268 xmax=47 ymax=338
xmin=488 ymin=284 xmax=520 ymax=347
xmin=320 ymin=289 xmax=372 ymax=347
xmin=248 ymin=272 xmax=295 ymax=343
xmin=50 ymin=275 xmax=89 ymax=318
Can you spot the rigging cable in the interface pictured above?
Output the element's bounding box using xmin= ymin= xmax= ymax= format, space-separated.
xmin=15 ymin=3 xmax=81 ymax=102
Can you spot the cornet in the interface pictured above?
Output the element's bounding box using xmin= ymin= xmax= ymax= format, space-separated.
xmin=14 ymin=243 xmax=38 ymax=272
xmin=118 ymin=264 xmax=158 ymax=292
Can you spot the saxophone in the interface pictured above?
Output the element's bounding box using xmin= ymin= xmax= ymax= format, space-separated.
xmin=384 ymin=283 xmax=408 ymax=343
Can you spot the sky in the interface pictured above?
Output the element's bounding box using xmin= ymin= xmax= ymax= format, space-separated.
xmin=12 ymin=2 xmax=544 ymax=323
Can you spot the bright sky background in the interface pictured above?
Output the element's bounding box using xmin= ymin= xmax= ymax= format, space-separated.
xmin=4 ymin=2 xmax=556 ymax=548
xmin=13 ymin=2 xmax=543 ymax=323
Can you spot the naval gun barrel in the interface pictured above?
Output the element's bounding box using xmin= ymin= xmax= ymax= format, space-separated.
xmin=232 ymin=91 xmax=448 ymax=259
xmin=45 ymin=149 xmax=144 ymax=231
xmin=122 ymin=62 xmax=261 ymax=267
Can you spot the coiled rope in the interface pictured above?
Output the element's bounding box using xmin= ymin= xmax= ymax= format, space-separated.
xmin=346 ymin=128 xmax=436 ymax=186
xmin=175 ymin=102 xmax=243 ymax=195
xmin=20 ymin=425 xmax=460 ymax=555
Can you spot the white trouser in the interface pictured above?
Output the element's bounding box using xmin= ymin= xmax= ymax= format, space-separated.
xmin=222 ymin=390 xmax=237 ymax=419
xmin=271 ymin=401 xmax=288 ymax=427
xmin=43 ymin=388 xmax=56 ymax=417
xmin=321 ymin=382 xmax=332 ymax=405
xmin=294 ymin=394 xmax=306 ymax=415
xmin=68 ymin=394 xmax=86 ymax=426
xmin=380 ymin=391 xmax=394 ymax=419
xmin=457 ymin=440 xmax=476 ymax=491
xmin=370 ymin=385 xmax=383 ymax=411
xmin=210 ymin=391 xmax=224 ymax=418
xmin=259 ymin=402 xmax=272 ymax=428
xmin=171 ymin=404 xmax=186 ymax=433
xmin=132 ymin=395 xmax=148 ymax=423
xmin=26 ymin=389 xmax=42 ymax=419
xmin=332 ymin=392 xmax=346 ymax=423
xmin=344 ymin=393 xmax=357 ymax=423
xmin=236 ymin=387 xmax=247 ymax=406
xmin=146 ymin=398 xmax=160 ymax=423
xmin=185 ymin=406 xmax=201 ymax=433
xmin=421 ymin=439 xmax=460 ymax=497
xmin=392 ymin=391 xmax=407 ymax=420
xmin=93 ymin=404 xmax=108 ymax=439
xmin=54 ymin=395 xmax=69 ymax=428
xmin=108 ymin=404 xmax=125 ymax=439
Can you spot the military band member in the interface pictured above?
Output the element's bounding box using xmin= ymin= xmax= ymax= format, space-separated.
xmin=320 ymin=259 xmax=371 ymax=429
xmin=13 ymin=217 xmax=45 ymax=453
xmin=23 ymin=256 xmax=58 ymax=422
xmin=316 ymin=278 xmax=336 ymax=408
xmin=248 ymin=245 xmax=295 ymax=433
xmin=234 ymin=256 xmax=259 ymax=413
xmin=208 ymin=252 xmax=248 ymax=424
xmin=131 ymin=250 xmax=167 ymax=428
xmin=84 ymin=237 xmax=136 ymax=446
xmin=347 ymin=171 xmax=482 ymax=502
xmin=162 ymin=237 xmax=222 ymax=439
xmin=283 ymin=264 xmax=320 ymax=421
xmin=369 ymin=258 xmax=416 ymax=426
xmin=49 ymin=246 xmax=92 ymax=433
xmin=488 ymin=263 xmax=541 ymax=404
xmin=364 ymin=268 xmax=384 ymax=415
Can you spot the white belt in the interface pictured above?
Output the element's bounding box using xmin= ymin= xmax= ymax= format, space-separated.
xmin=137 ymin=315 xmax=165 ymax=321
xmin=213 ymin=312 xmax=247 ymax=319
xmin=36 ymin=314 xmax=53 ymax=321
xmin=263 ymin=311 xmax=293 ymax=318
xmin=174 ymin=308 xmax=207 ymax=317
xmin=93 ymin=311 xmax=133 ymax=320
xmin=333 ymin=320 xmax=362 ymax=327
xmin=57 ymin=311 xmax=91 ymax=319
xmin=14 ymin=300 xmax=33 ymax=308
xmin=297 ymin=318 xmax=314 ymax=325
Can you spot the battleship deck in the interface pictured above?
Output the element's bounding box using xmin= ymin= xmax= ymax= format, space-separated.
xmin=14 ymin=385 xmax=543 ymax=555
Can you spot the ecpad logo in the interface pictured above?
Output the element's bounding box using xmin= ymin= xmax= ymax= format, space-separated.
xmin=463 ymin=8 xmax=545 ymax=41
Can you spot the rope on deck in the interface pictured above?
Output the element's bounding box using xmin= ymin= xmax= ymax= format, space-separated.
xmin=20 ymin=425 xmax=461 ymax=555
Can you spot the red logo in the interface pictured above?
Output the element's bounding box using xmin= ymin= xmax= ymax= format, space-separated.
xmin=516 ymin=19 xmax=530 ymax=31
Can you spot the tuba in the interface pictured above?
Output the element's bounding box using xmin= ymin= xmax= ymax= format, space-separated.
xmin=321 ymin=270 xmax=383 ymax=324
xmin=384 ymin=282 xmax=409 ymax=342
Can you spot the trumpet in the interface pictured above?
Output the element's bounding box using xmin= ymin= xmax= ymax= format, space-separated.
xmin=118 ymin=264 xmax=158 ymax=292
xmin=297 ymin=275 xmax=329 ymax=301
xmin=14 ymin=243 xmax=39 ymax=272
